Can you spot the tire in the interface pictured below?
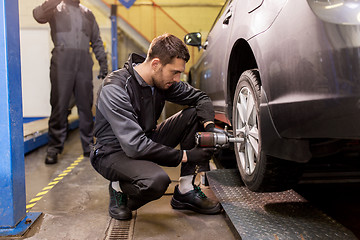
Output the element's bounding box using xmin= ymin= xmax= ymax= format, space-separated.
xmin=213 ymin=148 xmax=237 ymax=169
xmin=232 ymin=69 xmax=303 ymax=192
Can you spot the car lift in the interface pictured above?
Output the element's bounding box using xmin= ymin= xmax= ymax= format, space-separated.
xmin=206 ymin=169 xmax=357 ymax=239
xmin=0 ymin=0 xmax=41 ymax=237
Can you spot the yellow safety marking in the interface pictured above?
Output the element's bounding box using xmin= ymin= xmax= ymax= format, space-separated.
xmin=48 ymin=181 xmax=59 ymax=186
xmin=26 ymin=203 xmax=36 ymax=209
xmin=26 ymin=154 xmax=84 ymax=212
xmin=42 ymin=185 xmax=54 ymax=190
xmin=29 ymin=196 xmax=43 ymax=203
xmin=36 ymin=191 xmax=48 ymax=196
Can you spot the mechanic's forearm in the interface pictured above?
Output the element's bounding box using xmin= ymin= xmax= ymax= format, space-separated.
xmin=33 ymin=0 xmax=62 ymax=23
xmin=91 ymin=24 xmax=108 ymax=69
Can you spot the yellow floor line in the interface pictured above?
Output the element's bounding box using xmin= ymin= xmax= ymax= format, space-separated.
xmin=36 ymin=191 xmax=48 ymax=197
xmin=42 ymin=185 xmax=54 ymax=190
xmin=29 ymin=196 xmax=43 ymax=203
xmin=48 ymin=180 xmax=60 ymax=185
xmin=26 ymin=155 xmax=85 ymax=212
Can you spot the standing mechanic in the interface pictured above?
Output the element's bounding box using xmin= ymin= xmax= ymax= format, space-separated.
xmin=91 ymin=34 xmax=222 ymax=220
xmin=33 ymin=0 xmax=108 ymax=164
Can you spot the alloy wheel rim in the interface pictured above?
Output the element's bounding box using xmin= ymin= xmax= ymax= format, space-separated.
xmin=234 ymin=86 xmax=259 ymax=175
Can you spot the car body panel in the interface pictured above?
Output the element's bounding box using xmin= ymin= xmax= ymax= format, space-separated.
xmin=195 ymin=0 xmax=288 ymax=114
xmin=249 ymin=1 xmax=360 ymax=138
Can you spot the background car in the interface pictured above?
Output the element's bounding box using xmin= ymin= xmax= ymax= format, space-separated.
xmin=184 ymin=0 xmax=360 ymax=192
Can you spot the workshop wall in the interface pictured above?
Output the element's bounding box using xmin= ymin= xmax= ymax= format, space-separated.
xmin=18 ymin=0 xmax=225 ymax=117
xmin=102 ymin=0 xmax=225 ymax=67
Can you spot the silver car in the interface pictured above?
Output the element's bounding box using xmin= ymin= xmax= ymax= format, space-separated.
xmin=185 ymin=0 xmax=360 ymax=191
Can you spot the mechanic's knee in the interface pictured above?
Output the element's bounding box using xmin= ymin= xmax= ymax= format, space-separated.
xmin=141 ymin=171 xmax=171 ymax=200
xmin=182 ymin=107 xmax=197 ymax=118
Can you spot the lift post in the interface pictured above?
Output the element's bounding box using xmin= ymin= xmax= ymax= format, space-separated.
xmin=0 ymin=0 xmax=41 ymax=236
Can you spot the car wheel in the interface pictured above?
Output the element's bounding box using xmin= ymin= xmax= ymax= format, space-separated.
xmin=213 ymin=148 xmax=237 ymax=169
xmin=232 ymin=69 xmax=303 ymax=192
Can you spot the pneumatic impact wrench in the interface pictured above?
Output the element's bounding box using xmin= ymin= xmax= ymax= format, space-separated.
xmin=195 ymin=130 xmax=244 ymax=149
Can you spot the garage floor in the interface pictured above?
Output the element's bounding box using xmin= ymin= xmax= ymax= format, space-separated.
xmin=16 ymin=129 xmax=237 ymax=240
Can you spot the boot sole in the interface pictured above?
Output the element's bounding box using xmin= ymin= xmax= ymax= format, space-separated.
xmin=171 ymin=197 xmax=222 ymax=215
xmin=109 ymin=210 xmax=132 ymax=220
xmin=45 ymin=158 xmax=57 ymax=164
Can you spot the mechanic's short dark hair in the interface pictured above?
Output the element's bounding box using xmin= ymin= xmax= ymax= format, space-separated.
xmin=147 ymin=33 xmax=190 ymax=65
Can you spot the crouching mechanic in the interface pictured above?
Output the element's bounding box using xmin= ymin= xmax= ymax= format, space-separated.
xmin=90 ymin=33 xmax=222 ymax=220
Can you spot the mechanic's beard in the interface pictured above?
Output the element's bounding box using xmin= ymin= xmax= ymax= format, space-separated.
xmin=152 ymin=68 xmax=165 ymax=90
xmin=153 ymin=78 xmax=164 ymax=90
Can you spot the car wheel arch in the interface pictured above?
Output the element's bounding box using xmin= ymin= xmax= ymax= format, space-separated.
xmin=227 ymin=38 xmax=259 ymax=121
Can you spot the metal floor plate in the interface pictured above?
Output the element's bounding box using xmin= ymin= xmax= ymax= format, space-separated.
xmin=207 ymin=169 xmax=357 ymax=240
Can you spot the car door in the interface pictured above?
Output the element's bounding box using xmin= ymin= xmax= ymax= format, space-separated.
xmin=198 ymin=0 xmax=267 ymax=111
xmin=197 ymin=0 xmax=235 ymax=111
xmin=248 ymin=0 xmax=264 ymax=13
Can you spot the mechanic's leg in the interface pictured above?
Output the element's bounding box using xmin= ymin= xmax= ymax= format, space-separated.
xmin=74 ymin=68 xmax=94 ymax=156
xmin=92 ymin=151 xmax=171 ymax=219
xmin=151 ymin=107 xmax=199 ymax=148
xmin=151 ymin=107 xmax=210 ymax=175
xmin=151 ymin=108 xmax=221 ymax=214
xmin=46 ymin=63 xmax=74 ymax=164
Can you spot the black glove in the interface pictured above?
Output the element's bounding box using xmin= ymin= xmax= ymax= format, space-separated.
xmin=185 ymin=147 xmax=214 ymax=163
xmin=204 ymin=123 xmax=230 ymax=135
xmin=98 ymin=68 xmax=108 ymax=79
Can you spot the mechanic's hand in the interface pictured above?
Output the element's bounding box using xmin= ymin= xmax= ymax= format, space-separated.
xmin=185 ymin=147 xmax=215 ymax=163
xmin=97 ymin=68 xmax=108 ymax=80
xmin=204 ymin=122 xmax=230 ymax=136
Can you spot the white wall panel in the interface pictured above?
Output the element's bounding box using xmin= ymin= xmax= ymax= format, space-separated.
xmin=20 ymin=28 xmax=51 ymax=117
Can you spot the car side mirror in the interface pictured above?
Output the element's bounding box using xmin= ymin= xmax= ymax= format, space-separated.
xmin=184 ymin=32 xmax=202 ymax=51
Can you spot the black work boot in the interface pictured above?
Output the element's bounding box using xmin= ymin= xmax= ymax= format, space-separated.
xmin=45 ymin=152 xmax=58 ymax=164
xmin=109 ymin=183 xmax=132 ymax=220
xmin=171 ymin=184 xmax=222 ymax=214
